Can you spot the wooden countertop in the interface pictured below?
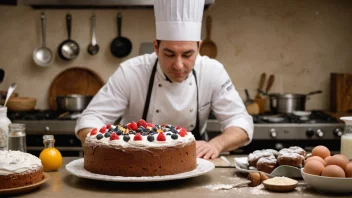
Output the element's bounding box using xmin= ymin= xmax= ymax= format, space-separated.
xmin=13 ymin=156 xmax=351 ymax=198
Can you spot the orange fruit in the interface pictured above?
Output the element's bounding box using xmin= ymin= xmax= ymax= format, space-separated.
xmin=39 ymin=148 xmax=62 ymax=171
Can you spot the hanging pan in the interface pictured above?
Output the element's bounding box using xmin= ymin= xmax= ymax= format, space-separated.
xmin=110 ymin=13 xmax=132 ymax=58
xmin=58 ymin=13 xmax=80 ymax=60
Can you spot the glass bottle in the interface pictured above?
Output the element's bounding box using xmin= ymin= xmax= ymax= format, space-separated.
xmin=39 ymin=135 xmax=63 ymax=171
xmin=8 ymin=123 xmax=26 ymax=152
xmin=340 ymin=117 xmax=352 ymax=160
xmin=0 ymin=107 xmax=11 ymax=151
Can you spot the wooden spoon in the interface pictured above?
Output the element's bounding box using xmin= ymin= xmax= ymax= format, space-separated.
xmin=265 ymin=74 xmax=275 ymax=94
xmin=262 ymin=176 xmax=298 ymax=192
xmin=215 ymin=172 xmax=268 ymax=190
xmin=199 ymin=16 xmax=217 ymax=58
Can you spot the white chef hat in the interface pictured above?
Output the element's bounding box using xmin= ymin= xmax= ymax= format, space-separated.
xmin=154 ymin=0 xmax=205 ymax=41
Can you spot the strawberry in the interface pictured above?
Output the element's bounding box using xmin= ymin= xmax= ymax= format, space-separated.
xmin=147 ymin=123 xmax=154 ymax=128
xmin=137 ymin=119 xmax=148 ymax=128
xmin=106 ymin=124 xmax=112 ymax=129
xmin=90 ymin=128 xmax=98 ymax=136
xmin=133 ymin=133 xmax=143 ymax=141
xmin=128 ymin=122 xmax=138 ymax=131
xmin=178 ymin=128 xmax=187 ymax=137
xmin=157 ymin=132 xmax=166 ymax=141
xmin=99 ymin=126 xmax=107 ymax=134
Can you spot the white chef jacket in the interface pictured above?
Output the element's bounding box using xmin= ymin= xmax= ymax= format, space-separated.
xmin=75 ymin=53 xmax=254 ymax=144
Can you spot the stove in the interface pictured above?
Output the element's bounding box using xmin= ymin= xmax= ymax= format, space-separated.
xmin=8 ymin=110 xmax=82 ymax=157
xmin=206 ymin=110 xmax=344 ymax=154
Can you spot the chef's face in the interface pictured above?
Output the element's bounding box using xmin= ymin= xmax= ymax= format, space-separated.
xmin=154 ymin=40 xmax=200 ymax=83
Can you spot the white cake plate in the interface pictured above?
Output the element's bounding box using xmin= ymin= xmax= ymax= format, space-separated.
xmin=66 ymin=158 xmax=215 ymax=182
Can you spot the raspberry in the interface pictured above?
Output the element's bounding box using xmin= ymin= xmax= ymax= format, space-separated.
xmin=133 ymin=133 xmax=143 ymax=141
xmin=147 ymin=123 xmax=154 ymax=128
xmin=128 ymin=122 xmax=138 ymax=131
xmin=90 ymin=128 xmax=98 ymax=136
xmin=110 ymin=132 xmax=119 ymax=140
xmin=137 ymin=119 xmax=148 ymax=128
xmin=99 ymin=126 xmax=107 ymax=134
xmin=176 ymin=125 xmax=181 ymax=130
xmin=106 ymin=124 xmax=112 ymax=129
xmin=178 ymin=128 xmax=187 ymax=137
xmin=157 ymin=132 xmax=166 ymax=141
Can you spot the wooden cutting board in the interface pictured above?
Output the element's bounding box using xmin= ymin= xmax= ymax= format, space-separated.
xmin=330 ymin=73 xmax=352 ymax=112
xmin=48 ymin=67 xmax=105 ymax=110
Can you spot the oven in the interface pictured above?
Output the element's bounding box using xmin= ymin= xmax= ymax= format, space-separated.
xmin=206 ymin=111 xmax=344 ymax=154
xmin=8 ymin=110 xmax=83 ymax=157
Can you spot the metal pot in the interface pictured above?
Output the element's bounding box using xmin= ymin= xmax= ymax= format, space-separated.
xmin=56 ymin=94 xmax=93 ymax=112
xmin=269 ymin=90 xmax=322 ymax=113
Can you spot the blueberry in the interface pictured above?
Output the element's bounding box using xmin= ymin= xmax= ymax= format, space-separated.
xmin=137 ymin=128 xmax=143 ymax=133
xmin=139 ymin=126 xmax=145 ymax=130
xmin=171 ymin=129 xmax=178 ymax=134
xmin=116 ymin=130 xmax=123 ymax=135
xmin=147 ymin=135 xmax=154 ymax=142
xmin=142 ymin=132 xmax=149 ymax=136
xmin=129 ymin=130 xmax=136 ymax=135
xmin=96 ymin=134 xmax=104 ymax=140
xmin=104 ymin=133 xmax=111 ymax=138
xmin=153 ymin=127 xmax=158 ymax=131
xmin=171 ymin=134 xmax=178 ymax=140
xmin=123 ymin=135 xmax=130 ymax=142
xmin=166 ymin=132 xmax=172 ymax=136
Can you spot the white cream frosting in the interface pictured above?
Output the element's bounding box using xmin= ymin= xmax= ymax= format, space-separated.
xmin=85 ymin=125 xmax=195 ymax=148
xmin=0 ymin=150 xmax=42 ymax=175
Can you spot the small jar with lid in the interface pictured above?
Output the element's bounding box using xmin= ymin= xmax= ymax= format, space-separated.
xmin=340 ymin=117 xmax=352 ymax=160
xmin=0 ymin=107 xmax=11 ymax=150
xmin=8 ymin=123 xmax=26 ymax=152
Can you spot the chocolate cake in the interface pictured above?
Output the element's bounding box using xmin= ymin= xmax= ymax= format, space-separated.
xmin=84 ymin=119 xmax=197 ymax=176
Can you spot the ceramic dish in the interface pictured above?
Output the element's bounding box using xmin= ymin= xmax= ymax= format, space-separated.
xmin=301 ymin=168 xmax=352 ymax=194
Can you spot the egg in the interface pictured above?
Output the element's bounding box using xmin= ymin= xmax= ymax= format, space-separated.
xmin=321 ymin=165 xmax=346 ymax=178
xmin=312 ymin=145 xmax=330 ymax=159
xmin=346 ymin=163 xmax=352 ymax=178
xmin=305 ymin=156 xmax=326 ymax=166
xmin=334 ymin=154 xmax=349 ymax=164
xmin=304 ymin=160 xmax=325 ymax=175
xmin=325 ymin=155 xmax=349 ymax=170
xmin=324 ymin=156 xmax=331 ymax=164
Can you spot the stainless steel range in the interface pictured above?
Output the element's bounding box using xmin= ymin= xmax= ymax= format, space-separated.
xmin=206 ymin=111 xmax=344 ymax=154
xmin=9 ymin=110 xmax=81 ymax=157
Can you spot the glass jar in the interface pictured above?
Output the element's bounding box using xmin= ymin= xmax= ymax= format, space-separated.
xmin=0 ymin=107 xmax=11 ymax=150
xmin=340 ymin=117 xmax=352 ymax=160
xmin=8 ymin=123 xmax=26 ymax=152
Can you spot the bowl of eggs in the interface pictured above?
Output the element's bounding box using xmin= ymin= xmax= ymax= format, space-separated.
xmin=301 ymin=145 xmax=352 ymax=193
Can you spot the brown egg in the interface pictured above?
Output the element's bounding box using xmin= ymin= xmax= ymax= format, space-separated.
xmin=304 ymin=160 xmax=325 ymax=175
xmin=325 ymin=155 xmax=349 ymax=170
xmin=334 ymin=154 xmax=349 ymax=164
xmin=305 ymin=156 xmax=326 ymax=166
xmin=312 ymin=145 xmax=331 ymax=159
xmin=324 ymin=156 xmax=331 ymax=164
xmin=321 ymin=165 xmax=346 ymax=178
xmin=346 ymin=163 xmax=352 ymax=178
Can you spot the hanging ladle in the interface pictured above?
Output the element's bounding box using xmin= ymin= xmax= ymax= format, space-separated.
xmin=87 ymin=13 xmax=99 ymax=55
xmin=4 ymin=83 xmax=17 ymax=107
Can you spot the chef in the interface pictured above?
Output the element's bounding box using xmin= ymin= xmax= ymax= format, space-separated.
xmin=76 ymin=0 xmax=253 ymax=159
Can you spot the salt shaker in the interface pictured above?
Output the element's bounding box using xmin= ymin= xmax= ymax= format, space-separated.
xmin=340 ymin=117 xmax=352 ymax=160
xmin=0 ymin=107 xmax=11 ymax=150
xmin=8 ymin=123 xmax=26 ymax=152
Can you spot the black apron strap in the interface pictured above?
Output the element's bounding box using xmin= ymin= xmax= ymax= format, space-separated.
xmin=191 ymin=69 xmax=202 ymax=140
xmin=142 ymin=59 xmax=158 ymax=120
xmin=142 ymin=58 xmax=202 ymax=140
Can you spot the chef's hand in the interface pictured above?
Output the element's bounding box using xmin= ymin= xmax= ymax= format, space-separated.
xmin=196 ymin=141 xmax=220 ymax=160
xmin=77 ymin=128 xmax=92 ymax=144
